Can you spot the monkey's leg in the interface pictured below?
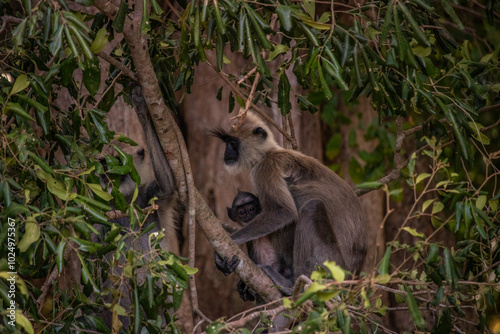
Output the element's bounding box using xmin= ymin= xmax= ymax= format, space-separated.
xmin=259 ymin=266 xmax=293 ymax=296
xmin=236 ymin=279 xmax=256 ymax=301
xmin=294 ymin=199 xmax=343 ymax=277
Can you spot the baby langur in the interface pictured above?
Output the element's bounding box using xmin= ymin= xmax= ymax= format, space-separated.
xmin=213 ymin=113 xmax=368 ymax=294
xmin=221 ymin=191 xmax=294 ymax=300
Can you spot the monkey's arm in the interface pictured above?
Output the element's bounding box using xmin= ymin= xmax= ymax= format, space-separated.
xmin=230 ymin=174 xmax=298 ymax=244
xmin=131 ymin=86 xmax=176 ymax=198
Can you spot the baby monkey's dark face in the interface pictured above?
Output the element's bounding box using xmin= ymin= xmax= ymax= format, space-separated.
xmin=227 ymin=191 xmax=262 ymax=225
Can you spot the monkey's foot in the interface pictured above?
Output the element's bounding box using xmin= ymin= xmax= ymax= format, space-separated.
xmin=237 ymin=280 xmax=256 ymax=302
xmin=214 ymin=253 xmax=240 ymax=276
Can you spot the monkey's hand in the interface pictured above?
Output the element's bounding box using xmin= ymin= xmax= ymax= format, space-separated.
xmin=237 ymin=280 xmax=256 ymax=301
xmin=214 ymin=252 xmax=240 ymax=276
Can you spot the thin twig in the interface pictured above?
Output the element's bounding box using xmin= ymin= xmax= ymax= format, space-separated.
xmin=224 ymin=305 xmax=287 ymax=330
xmin=232 ymin=72 xmax=261 ymax=131
xmin=97 ymin=51 xmax=137 ymax=81
xmin=106 ymin=204 xmax=157 ymax=220
xmin=206 ymin=54 xmax=298 ymax=148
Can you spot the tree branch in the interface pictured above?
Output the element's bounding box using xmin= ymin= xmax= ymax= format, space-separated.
xmin=97 ymin=51 xmax=137 ymax=81
xmin=94 ymin=0 xmax=282 ymax=317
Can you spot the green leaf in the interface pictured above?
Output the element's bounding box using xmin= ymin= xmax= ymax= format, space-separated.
xmin=296 ymin=95 xmax=318 ymax=113
xmin=90 ymin=27 xmax=108 ymax=54
xmin=87 ymin=183 xmax=113 ymax=201
xmin=74 ymin=0 xmax=94 ymax=6
xmin=83 ymin=57 xmax=101 ymax=96
xmin=150 ymin=0 xmax=164 ymax=15
xmin=63 ymin=12 xmax=91 ymax=33
xmin=322 ymin=57 xmax=349 ymax=91
xmin=28 ymin=151 xmax=54 ymax=174
xmin=112 ymin=0 xmax=128 ymax=33
xmin=16 ymin=312 xmax=34 ymax=334
xmin=243 ymin=3 xmax=273 ymax=51
xmin=68 ymin=23 xmax=93 ymax=61
xmin=415 ymin=173 xmax=430 ymax=185
xmin=35 ymin=166 xmax=70 ymax=200
xmin=398 ymin=2 xmax=430 ymax=46
xmin=437 ymin=98 xmax=470 ymax=160
xmin=90 ymin=111 xmax=110 ymax=144
xmin=405 ymin=286 xmax=425 ymax=329
xmin=412 ymin=46 xmax=431 ymax=57
xmin=216 ymin=30 xmax=224 ymax=72
xmin=441 ymin=0 xmax=464 ymax=30
xmin=6 ymin=102 xmax=35 ymax=121
xmin=298 ymin=22 xmax=319 ymax=47
xmin=432 ymin=201 xmax=444 ymax=214
xmin=10 ymin=74 xmax=30 ymax=96
xmin=141 ymin=0 xmax=151 ymax=34
xmin=276 ymin=5 xmax=292 ymax=31
xmin=426 ymin=243 xmax=439 ymax=264
xmin=380 ymin=0 xmax=394 ymax=42
xmin=56 ymin=240 xmax=67 ymax=273
xmin=12 ymin=18 xmax=27 ymax=47
xmin=443 ymin=249 xmax=457 ymax=289
xmin=303 ymin=0 xmax=315 ymax=18
xmin=77 ymin=253 xmax=100 ymax=293
xmin=49 ymin=25 xmax=64 ymax=55
xmin=18 ymin=220 xmax=41 ymax=252
xmin=76 ymin=194 xmax=112 ymax=211
xmin=318 ymin=62 xmax=332 ymax=100
xmin=278 ymin=69 xmax=291 ymax=115
xmin=422 ymin=199 xmax=434 ymax=213
xmin=357 ymin=181 xmax=383 ymax=190
xmin=378 ymin=247 xmax=391 ymax=275
xmin=213 ymin=0 xmax=226 ymax=35
xmin=64 ymin=25 xmax=79 ymax=59
xmin=267 ymin=44 xmax=289 ymax=62
xmin=402 ymin=227 xmax=425 ymax=239
xmin=324 ymin=261 xmax=345 ymax=283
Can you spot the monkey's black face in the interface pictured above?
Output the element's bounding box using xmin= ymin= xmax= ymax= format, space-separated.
xmin=237 ymin=204 xmax=258 ymax=224
xmin=223 ymin=137 xmax=240 ymax=165
xmin=211 ymin=129 xmax=240 ymax=165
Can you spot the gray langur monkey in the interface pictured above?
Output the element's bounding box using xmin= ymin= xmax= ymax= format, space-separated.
xmin=213 ymin=113 xmax=368 ymax=293
xmin=99 ymin=86 xmax=181 ymax=254
xmin=97 ymin=86 xmax=182 ymax=329
xmin=222 ymin=191 xmax=294 ymax=300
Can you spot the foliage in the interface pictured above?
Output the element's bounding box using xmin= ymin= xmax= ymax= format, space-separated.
xmin=0 ymin=0 xmax=499 ymax=333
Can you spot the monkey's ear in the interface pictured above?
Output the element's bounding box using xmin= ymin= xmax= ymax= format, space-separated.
xmin=227 ymin=207 xmax=237 ymax=222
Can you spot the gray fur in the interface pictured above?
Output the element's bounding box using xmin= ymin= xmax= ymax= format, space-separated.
xmin=215 ymin=113 xmax=367 ymax=285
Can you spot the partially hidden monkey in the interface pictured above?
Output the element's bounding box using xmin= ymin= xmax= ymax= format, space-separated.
xmin=224 ymin=191 xmax=294 ymax=299
xmin=99 ymin=86 xmax=181 ymax=254
xmin=97 ymin=87 xmax=182 ymax=329
xmin=213 ymin=113 xmax=368 ymax=293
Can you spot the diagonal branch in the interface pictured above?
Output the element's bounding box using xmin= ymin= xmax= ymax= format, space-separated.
xmin=94 ymin=0 xmax=282 ymax=315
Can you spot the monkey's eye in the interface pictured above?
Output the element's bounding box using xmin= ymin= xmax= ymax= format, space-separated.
xmin=249 ymin=206 xmax=254 ymax=212
xmin=137 ymin=148 xmax=145 ymax=159
xmin=253 ymin=127 xmax=267 ymax=138
xmin=239 ymin=209 xmax=246 ymax=216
